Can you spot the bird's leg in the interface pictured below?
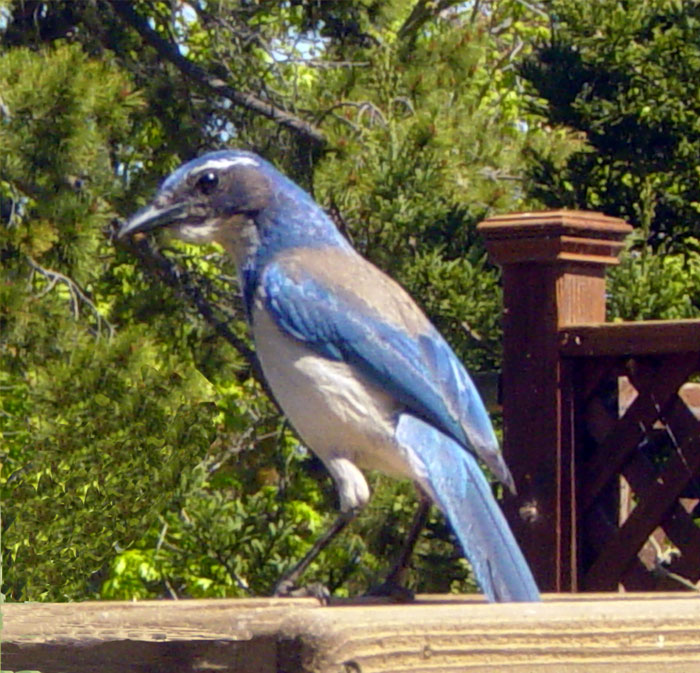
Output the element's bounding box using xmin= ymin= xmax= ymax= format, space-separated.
xmin=272 ymin=508 xmax=357 ymax=599
xmin=367 ymin=488 xmax=431 ymax=600
xmin=385 ymin=491 xmax=431 ymax=585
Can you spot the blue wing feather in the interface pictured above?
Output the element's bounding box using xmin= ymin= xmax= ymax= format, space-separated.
xmin=261 ymin=257 xmax=512 ymax=487
xmin=396 ymin=414 xmax=539 ymax=602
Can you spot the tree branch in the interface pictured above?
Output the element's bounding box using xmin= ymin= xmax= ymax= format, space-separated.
xmin=112 ymin=225 xmax=276 ymax=405
xmin=107 ymin=1 xmax=325 ymax=147
xmin=397 ymin=0 xmax=465 ymax=41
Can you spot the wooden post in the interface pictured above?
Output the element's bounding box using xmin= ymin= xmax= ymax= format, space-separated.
xmin=477 ymin=210 xmax=631 ymax=592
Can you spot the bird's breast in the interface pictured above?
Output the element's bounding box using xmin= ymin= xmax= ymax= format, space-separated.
xmin=251 ymin=301 xmax=415 ymax=480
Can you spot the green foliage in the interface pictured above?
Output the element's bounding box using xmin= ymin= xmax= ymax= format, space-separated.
xmin=608 ymin=236 xmax=700 ymax=321
xmin=0 ymin=43 xmax=140 ymax=271
xmin=101 ymin=446 xmax=326 ymax=599
xmin=518 ymin=0 xmax=700 ymax=321
xmin=0 ymin=42 xmax=158 ymax=600
xmin=1 ymin=0 xmax=568 ymax=602
xmin=4 ymin=329 xmax=217 ymax=600
xmin=521 ymin=0 xmax=700 ymax=247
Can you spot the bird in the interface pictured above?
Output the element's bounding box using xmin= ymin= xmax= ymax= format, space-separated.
xmin=119 ymin=149 xmax=540 ymax=602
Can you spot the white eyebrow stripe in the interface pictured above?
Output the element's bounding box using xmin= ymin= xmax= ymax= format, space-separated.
xmin=190 ymin=156 xmax=259 ymax=175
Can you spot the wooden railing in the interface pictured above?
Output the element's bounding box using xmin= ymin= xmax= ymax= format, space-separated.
xmin=6 ymin=594 xmax=700 ymax=672
xmin=479 ymin=210 xmax=700 ymax=593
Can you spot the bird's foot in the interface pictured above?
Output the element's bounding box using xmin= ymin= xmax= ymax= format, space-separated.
xmin=273 ymin=579 xmax=331 ymax=604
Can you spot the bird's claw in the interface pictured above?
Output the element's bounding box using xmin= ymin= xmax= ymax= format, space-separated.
xmin=273 ymin=579 xmax=331 ymax=604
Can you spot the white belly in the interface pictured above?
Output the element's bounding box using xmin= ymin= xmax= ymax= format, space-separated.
xmin=252 ymin=305 xmax=418 ymax=509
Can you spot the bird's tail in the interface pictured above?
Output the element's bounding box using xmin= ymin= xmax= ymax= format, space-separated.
xmin=396 ymin=413 xmax=540 ymax=602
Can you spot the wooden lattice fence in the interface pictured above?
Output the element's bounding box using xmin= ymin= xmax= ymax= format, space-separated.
xmin=479 ymin=210 xmax=700 ymax=594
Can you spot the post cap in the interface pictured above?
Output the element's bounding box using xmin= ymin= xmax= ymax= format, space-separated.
xmin=477 ymin=210 xmax=632 ymax=266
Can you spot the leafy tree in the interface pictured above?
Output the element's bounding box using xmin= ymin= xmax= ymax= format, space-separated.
xmin=1 ymin=0 xmax=565 ymax=601
xmin=520 ymin=0 xmax=700 ymax=249
xmin=517 ymin=0 xmax=700 ymax=322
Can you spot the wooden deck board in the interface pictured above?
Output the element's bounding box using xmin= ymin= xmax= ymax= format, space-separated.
xmin=4 ymin=594 xmax=700 ymax=672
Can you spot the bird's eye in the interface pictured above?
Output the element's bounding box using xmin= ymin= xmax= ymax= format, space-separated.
xmin=196 ymin=171 xmax=219 ymax=195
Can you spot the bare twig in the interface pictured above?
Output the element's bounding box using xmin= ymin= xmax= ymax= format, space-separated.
xmin=163 ymin=576 xmax=180 ymax=600
xmin=107 ymin=1 xmax=325 ymax=147
xmin=328 ymin=195 xmax=355 ymax=245
xmin=317 ymin=100 xmax=387 ymax=129
xmin=393 ymin=96 xmax=415 ymax=116
xmin=329 ymin=112 xmax=361 ymax=134
xmin=278 ymin=59 xmax=370 ymax=69
xmin=513 ymin=0 xmax=549 ymax=20
xmin=469 ymin=0 xmax=482 ymax=24
xmin=26 ymin=256 xmax=115 ymax=338
xmin=155 ymin=522 xmax=169 ymax=554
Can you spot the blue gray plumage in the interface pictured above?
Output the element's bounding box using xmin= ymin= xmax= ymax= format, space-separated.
xmin=120 ymin=149 xmax=539 ymax=602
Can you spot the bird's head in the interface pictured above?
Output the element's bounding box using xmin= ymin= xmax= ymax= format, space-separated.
xmin=118 ymin=151 xmax=275 ymax=250
xmin=119 ymin=149 xmax=348 ymax=268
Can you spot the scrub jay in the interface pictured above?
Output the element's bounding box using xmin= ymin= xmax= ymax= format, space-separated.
xmin=119 ymin=150 xmax=539 ymax=602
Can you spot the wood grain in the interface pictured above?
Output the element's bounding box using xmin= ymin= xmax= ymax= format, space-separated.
xmin=4 ymin=594 xmax=700 ymax=672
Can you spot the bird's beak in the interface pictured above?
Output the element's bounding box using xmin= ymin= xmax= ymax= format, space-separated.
xmin=118 ymin=202 xmax=188 ymax=239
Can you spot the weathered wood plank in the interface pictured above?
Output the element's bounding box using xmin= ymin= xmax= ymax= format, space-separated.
xmin=2 ymin=597 xmax=316 ymax=673
xmin=560 ymin=320 xmax=700 ymax=356
xmin=5 ymin=595 xmax=700 ymax=672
